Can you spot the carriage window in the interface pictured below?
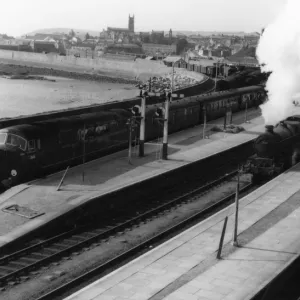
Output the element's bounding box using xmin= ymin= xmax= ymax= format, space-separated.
xmin=0 ymin=133 xmax=7 ymax=144
xmin=6 ymin=134 xmax=27 ymax=150
xmin=28 ymin=140 xmax=35 ymax=151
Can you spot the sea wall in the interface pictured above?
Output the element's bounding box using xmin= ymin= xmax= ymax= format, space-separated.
xmin=0 ymin=50 xmax=205 ymax=81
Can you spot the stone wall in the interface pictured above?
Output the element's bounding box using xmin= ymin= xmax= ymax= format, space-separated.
xmin=0 ymin=50 xmax=205 ymax=82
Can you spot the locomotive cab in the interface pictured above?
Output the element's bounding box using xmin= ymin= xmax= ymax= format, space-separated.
xmin=245 ymin=115 xmax=300 ymax=182
xmin=0 ymin=125 xmax=42 ymax=188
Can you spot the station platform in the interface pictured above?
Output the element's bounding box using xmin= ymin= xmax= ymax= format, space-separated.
xmin=0 ymin=107 xmax=275 ymax=250
xmin=64 ymin=158 xmax=300 ymax=300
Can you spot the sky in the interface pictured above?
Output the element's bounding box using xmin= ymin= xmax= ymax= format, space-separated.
xmin=1 ymin=0 xmax=287 ymax=37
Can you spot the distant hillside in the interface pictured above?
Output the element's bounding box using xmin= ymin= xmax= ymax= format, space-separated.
xmin=173 ymin=31 xmax=259 ymax=37
xmin=25 ymin=28 xmax=101 ymax=37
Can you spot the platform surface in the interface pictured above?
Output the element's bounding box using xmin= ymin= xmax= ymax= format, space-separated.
xmin=0 ymin=107 xmax=272 ymax=249
xmin=64 ymin=158 xmax=300 ymax=300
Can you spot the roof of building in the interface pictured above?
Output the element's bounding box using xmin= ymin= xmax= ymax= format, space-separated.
xmin=163 ymin=56 xmax=184 ymax=63
xmin=188 ymin=59 xmax=215 ymax=67
xmin=142 ymin=43 xmax=176 ymax=47
xmin=13 ymin=39 xmax=32 ymax=45
xmin=34 ymin=40 xmax=57 ymax=45
xmin=225 ymin=56 xmax=259 ymax=66
xmin=107 ymin=43 xmax=141 ymax=49
xmin=229 ymin=46 xmax=256 ymax=58
xmin=71 ymin=46 xmax=93 ymax=50
xmin=107 ymin=27 xmax=131 ymax=32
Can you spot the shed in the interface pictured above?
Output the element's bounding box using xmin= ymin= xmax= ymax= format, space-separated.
xmin=163 ymin=56 xmax=187 ymax=68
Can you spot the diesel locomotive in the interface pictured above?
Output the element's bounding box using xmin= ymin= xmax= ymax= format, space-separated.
xmin=0 ymin=85 xmax=265 ymax=189
xmin=244 ymin=115 xmax=300 ymax=182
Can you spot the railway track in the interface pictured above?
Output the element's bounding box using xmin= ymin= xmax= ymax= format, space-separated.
xmin=0 ymin=171 xmax=255 ymax=297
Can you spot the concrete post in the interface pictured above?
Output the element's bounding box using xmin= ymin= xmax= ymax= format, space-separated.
xmin=162 ymin=92 xmax=170 ymax=160
xmin=82 ymin=124 xmax=86 ymax=182
xmin=244 ymin=100 xmax=248 ymax=123
xmin=139 ymin=95 xmax=146 ymax=157
xmin=217 ymin=216 xmax=228 ymax=259
xmin=128 ymin=118 xmax=133 ymax=165
xmin=233 ymin=168 xmax=240 ymax=246
xmin=203 ymin=106 xmax=207 ymax=139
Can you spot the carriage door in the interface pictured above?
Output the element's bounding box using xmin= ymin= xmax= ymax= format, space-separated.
xmin=59 ymin=129 xmax=76 ymax=163
xmin=26 ymin=139 xmax=39 ymax=172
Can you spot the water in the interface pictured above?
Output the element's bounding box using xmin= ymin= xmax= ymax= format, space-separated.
xmin=0 ymin=76 xmax=138 ymax=119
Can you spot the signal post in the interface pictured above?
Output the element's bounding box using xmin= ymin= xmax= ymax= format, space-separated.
xmin=162 ymin=91 xmax=171 ymax=160
xmin=139 ymin=91 xmax=147 ymax=157
xmin=162 ymin=91 xmax=184 ymax=160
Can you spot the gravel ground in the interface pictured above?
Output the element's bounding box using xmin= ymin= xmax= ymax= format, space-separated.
xmin=0 ymin=174 xmax=250 ymax=300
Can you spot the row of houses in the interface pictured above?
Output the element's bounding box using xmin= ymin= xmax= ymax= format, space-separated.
xmin=162 ymin=55 xmax=259 ymax=78
xmin=0 ymin=35 xmax=64 ymax=54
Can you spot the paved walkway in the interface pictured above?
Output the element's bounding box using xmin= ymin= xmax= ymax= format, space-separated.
xmin=1 ymin=104 xmax=287 ymax=253
xmin=64 ymin=162 xmax=300 ymax=300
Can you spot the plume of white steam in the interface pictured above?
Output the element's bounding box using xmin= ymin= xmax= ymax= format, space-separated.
xmin=256 ymin=0 xmax=300 ymax=125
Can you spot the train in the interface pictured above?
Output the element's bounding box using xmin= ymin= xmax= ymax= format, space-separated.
xmin=0 ymin=85 xmax=265 ymax=190
xmin=243 ymin=115 xmax=300 ymax=182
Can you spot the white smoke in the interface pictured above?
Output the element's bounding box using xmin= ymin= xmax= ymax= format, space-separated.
xmin=256 ymin=0 xmax=300 ymax=125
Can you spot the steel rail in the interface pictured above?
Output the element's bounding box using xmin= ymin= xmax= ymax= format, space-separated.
xmin=34 ymin=182 xmax=254 ymax=300
xmin=0 ymin=170 xmax=240 ymax=287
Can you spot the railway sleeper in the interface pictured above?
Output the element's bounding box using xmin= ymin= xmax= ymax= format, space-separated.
xmin=0 ymin=271 xmax=9 ymax=278
xmin=62 ymin=238 xmax=83 ymax=244
xmin=40 ymin=247 xmax=58 ymax=255
xmin=55 ymin=241 xmax=78 ymax=247
xmin=6 ymin=261 xmax=29 ymax=268
xmin=71 ymin=235 xmax=89 ymax=241
xmin=90 ymin=229 xmax=106 ymax=235
xmin=16 ymin=257 xmax=37 ymax=264
xmin=0 ymin=265 xmax=19 ymax=272
xmin=50 ymin=244 xmax=69 ymax=250
xmin=29 ymin=253 xmax=49 ymax=259
xmin=82 ymin=232 xmax=98 ymax=238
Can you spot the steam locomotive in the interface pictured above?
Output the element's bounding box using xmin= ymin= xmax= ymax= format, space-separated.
xmin=243 ymin=115 xmax=300 ymax=182
xmin=0 ymin=85 xmax=265 ymax=189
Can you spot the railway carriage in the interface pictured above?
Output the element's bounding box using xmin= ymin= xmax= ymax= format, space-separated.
xmin=0 ymin=85 xmax=265 ymax=189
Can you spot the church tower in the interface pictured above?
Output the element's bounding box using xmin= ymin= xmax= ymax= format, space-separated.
xmin=169 ymin=29 xmax=173 ymax=44
xmin=128 ymin=14 xmax=135 ymax=32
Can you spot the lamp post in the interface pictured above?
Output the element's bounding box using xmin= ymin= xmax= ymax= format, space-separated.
xmin=162 ymin=63 xmax=175 ymax=160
